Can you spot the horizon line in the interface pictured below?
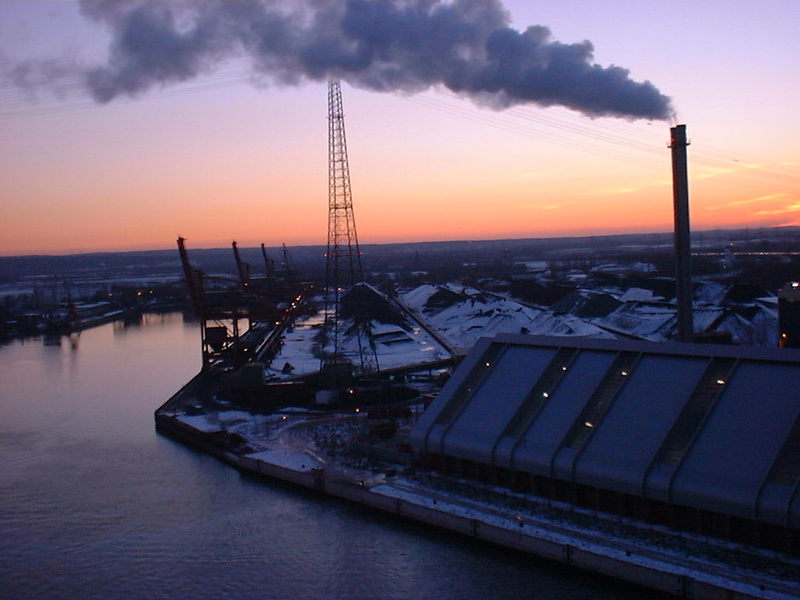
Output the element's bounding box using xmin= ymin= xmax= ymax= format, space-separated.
xmin=2 ymin=225 xmax=798 ymax=260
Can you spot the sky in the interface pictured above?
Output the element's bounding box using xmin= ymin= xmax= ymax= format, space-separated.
xmin=0 ymin=0 xmax=798 ymax=256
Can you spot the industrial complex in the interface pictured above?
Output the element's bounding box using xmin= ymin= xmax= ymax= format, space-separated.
xmin=145 ymin=82 xmax=800 ymax=599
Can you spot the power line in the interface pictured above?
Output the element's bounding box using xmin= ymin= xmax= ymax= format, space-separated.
xmin=402 ymin=92 xmax=664 ymax=169
xmin=2 ymin=63 xmax=797 ymax=196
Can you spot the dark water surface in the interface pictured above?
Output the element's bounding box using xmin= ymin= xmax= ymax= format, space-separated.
xmin=0 ymin=314 xmax=654 ymax=599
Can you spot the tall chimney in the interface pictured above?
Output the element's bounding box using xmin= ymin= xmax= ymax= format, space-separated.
xmin=670 ymin=124 xmax=693 ymax=342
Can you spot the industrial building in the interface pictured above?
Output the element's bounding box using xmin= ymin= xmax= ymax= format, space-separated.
xmin=779 ymin=282 xmax=800 ymax=348
xmin=410 ymin=334 xmax=800 ymax=553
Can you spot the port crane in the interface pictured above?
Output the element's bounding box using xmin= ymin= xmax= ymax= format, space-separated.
xmin=179 ymin=237 xmax=296 ymax=370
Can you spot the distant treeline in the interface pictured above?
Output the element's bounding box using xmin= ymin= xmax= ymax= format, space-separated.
xmin=1 ymin=226 xmax=798 ymax=287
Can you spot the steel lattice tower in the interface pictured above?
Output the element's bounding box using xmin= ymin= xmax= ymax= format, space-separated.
xmin=323 ymin=80 xmax=378 ymax=376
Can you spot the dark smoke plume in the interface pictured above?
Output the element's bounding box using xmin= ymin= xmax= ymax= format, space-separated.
xmin=49 ymin=0 xmax=674 ymax=119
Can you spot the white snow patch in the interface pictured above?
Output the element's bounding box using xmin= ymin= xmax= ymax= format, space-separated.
xmin=619 ymin=287 xmax=661 ymax=302
xmin=247 ymin=449 xmax=322 ymax=471
xmin=175 ymin=414 xmax=223 ymax=433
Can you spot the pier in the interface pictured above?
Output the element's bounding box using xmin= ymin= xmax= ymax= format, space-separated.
xmin=155 ymin=382 xmax=800 ymax=600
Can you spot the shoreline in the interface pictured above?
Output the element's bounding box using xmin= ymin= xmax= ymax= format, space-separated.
xmin=154 ymin=381 xmax=798 ymax=600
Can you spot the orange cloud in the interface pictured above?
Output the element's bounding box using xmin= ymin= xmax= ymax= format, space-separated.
xmin=705 ymin=192 xmax=792 ymax=211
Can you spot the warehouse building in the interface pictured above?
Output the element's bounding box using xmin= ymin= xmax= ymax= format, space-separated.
xmin=409 ymin=334 xmax=800 ymax=553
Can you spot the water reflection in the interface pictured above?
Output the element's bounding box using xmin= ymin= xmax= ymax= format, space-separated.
xmin=0 ymin=313 xmax=656 ymax=599
xmin=42 ymin=333 xmax=61 ymax=346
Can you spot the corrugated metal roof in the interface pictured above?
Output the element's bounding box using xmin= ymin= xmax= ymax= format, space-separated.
xmin=410 ymin=334 xmax=800 ymax=528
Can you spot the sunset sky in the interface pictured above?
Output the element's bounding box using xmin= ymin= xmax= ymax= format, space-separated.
xmin=1 ymin=0 xmax=798 ymax=256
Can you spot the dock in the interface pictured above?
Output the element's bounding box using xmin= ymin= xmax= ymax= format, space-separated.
xmin=155 ymin=382 xmax=800 ymax=600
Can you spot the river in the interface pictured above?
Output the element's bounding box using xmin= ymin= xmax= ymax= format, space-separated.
xmin=0 ymin=313 xmax=657 ymax=599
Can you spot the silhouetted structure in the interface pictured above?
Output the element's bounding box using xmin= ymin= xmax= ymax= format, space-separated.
xmin=178 ymin=237 xmax=289 ymax=370
xmin=321 ymin=80 xmax=379 ymax=380
xmin=261 ymin=243 xmax=275 ymax=282
xmin=670 ymin=124 xmax=693 ymax=342
xmin=779 ymin=282 xmax=800 ymax=348
xmin=232 ymin=240 xmax=250 ymax=287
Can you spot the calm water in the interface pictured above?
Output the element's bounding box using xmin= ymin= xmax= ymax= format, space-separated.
xmin=0 ymin=314 xmax=654 ymax=599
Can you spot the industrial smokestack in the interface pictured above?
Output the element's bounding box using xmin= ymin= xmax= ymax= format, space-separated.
xmin=670 ymin=124 xmax=693 ymax=343
xmin=7 ymin=0 xmax=673 ymax=122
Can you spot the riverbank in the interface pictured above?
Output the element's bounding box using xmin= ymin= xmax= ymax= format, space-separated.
xmin=155 ymin=379 xmax=799 ymax=600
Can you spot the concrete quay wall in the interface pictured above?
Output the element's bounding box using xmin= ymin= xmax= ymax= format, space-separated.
xmin=154 ymin=413 xmax=792 ymax=600
xmin=326 ymin=479 xmax=775 ymax=600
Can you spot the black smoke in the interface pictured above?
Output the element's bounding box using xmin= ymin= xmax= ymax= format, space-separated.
xmin=48 ymin=0 xmax=675 ymax=119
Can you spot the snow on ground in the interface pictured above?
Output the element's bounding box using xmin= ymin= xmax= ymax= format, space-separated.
xmin=0 ymin=283 xmax=35 ymax=298
xmin=176 ymin=414 xmax=223 ymax=433
xmin=400 ymin=284 xmax=614 ymax=349
xmin=695 ymin=280 xmax=727 ymax=304
xmin=598 ymin=303 xmax=675 ymax=340
xmin=267 ymin=296 xmax=449 ymax=378
xmin=247 ymin=448 xmax=321 ymax=471
xmin=268 ymin=278 xmax=780 ymax=380
xmin=402 ymin=280 xmax=781 ymax=347
xmin=266 ymin=313 xmax=324 ymax=378
xmin=692 ymin=307 xmax=725 ymax=334
xmin=371 ymin=479 xmax=799 ymax=599
xmin=619 ymin=287 xmax=662 ymax=303
xmin=526 ymin=311 xmax=614 ymax=338
xmin=369 ymin=482 xmax=797 ymax=600
xmin=759 ymin=296 xmax=779 ymax=307
xmin=369 ymin=321 xmax=448 ymax=368
xmin=170 ymin=403 xmax=799 ymax=599
xmin=176 ymin=410 xmax=258 ymax=433
xmin=428 ymin=295 xmax=540 ymax=346
xmin=400 ymin=283 xmax=440 ymax=312
xmin=716 ymin=309 xmax=778 ymax=347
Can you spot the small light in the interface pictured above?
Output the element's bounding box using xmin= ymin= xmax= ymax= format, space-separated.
xmin=584 ymin=421 xmax=594 ymax=428
xmin=793 ymin=282 xmax=799 ymax=288
xmin=485 ymin=362 xmax=491 ymax=367
xmin=355 ymin=407 xmax=360 ymax=413
xmin=542 ymin=392 xmax=549 ymax=398
xmin=716 ymin=379 xmax=725 ymax=385
xmin=781 ymin=333 xmax=788 ymax=338
xmin=281 ymin=415 xmax=288 ymax=421
xmin=621 ymin=371 xmax=628 ymax=377
xmin=561 ymin=366 xmax=567 ymax=371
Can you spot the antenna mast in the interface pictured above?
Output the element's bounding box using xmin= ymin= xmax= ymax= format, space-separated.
xmin=323 ymin=80 xmax=378 ymax=376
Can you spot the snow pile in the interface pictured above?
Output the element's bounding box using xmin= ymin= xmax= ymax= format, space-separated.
xmin=266 ymin=312 xmax=325 ymax=378
xmin=598 ymin=303 xmax=675 ymax=340
xmin=269 ymin=275 xmax=781 ymax=379
xmin=619 ymin=287 xmax=662 ymax=303
xmin=268 ymin=285 xmax=449 ymax=378
xmin=401 ymin=284 xmax=614 ymax=350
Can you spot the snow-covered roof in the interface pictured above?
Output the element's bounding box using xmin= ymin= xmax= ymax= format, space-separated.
xmin=619 ymin=287 xmax=662 ymax=303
